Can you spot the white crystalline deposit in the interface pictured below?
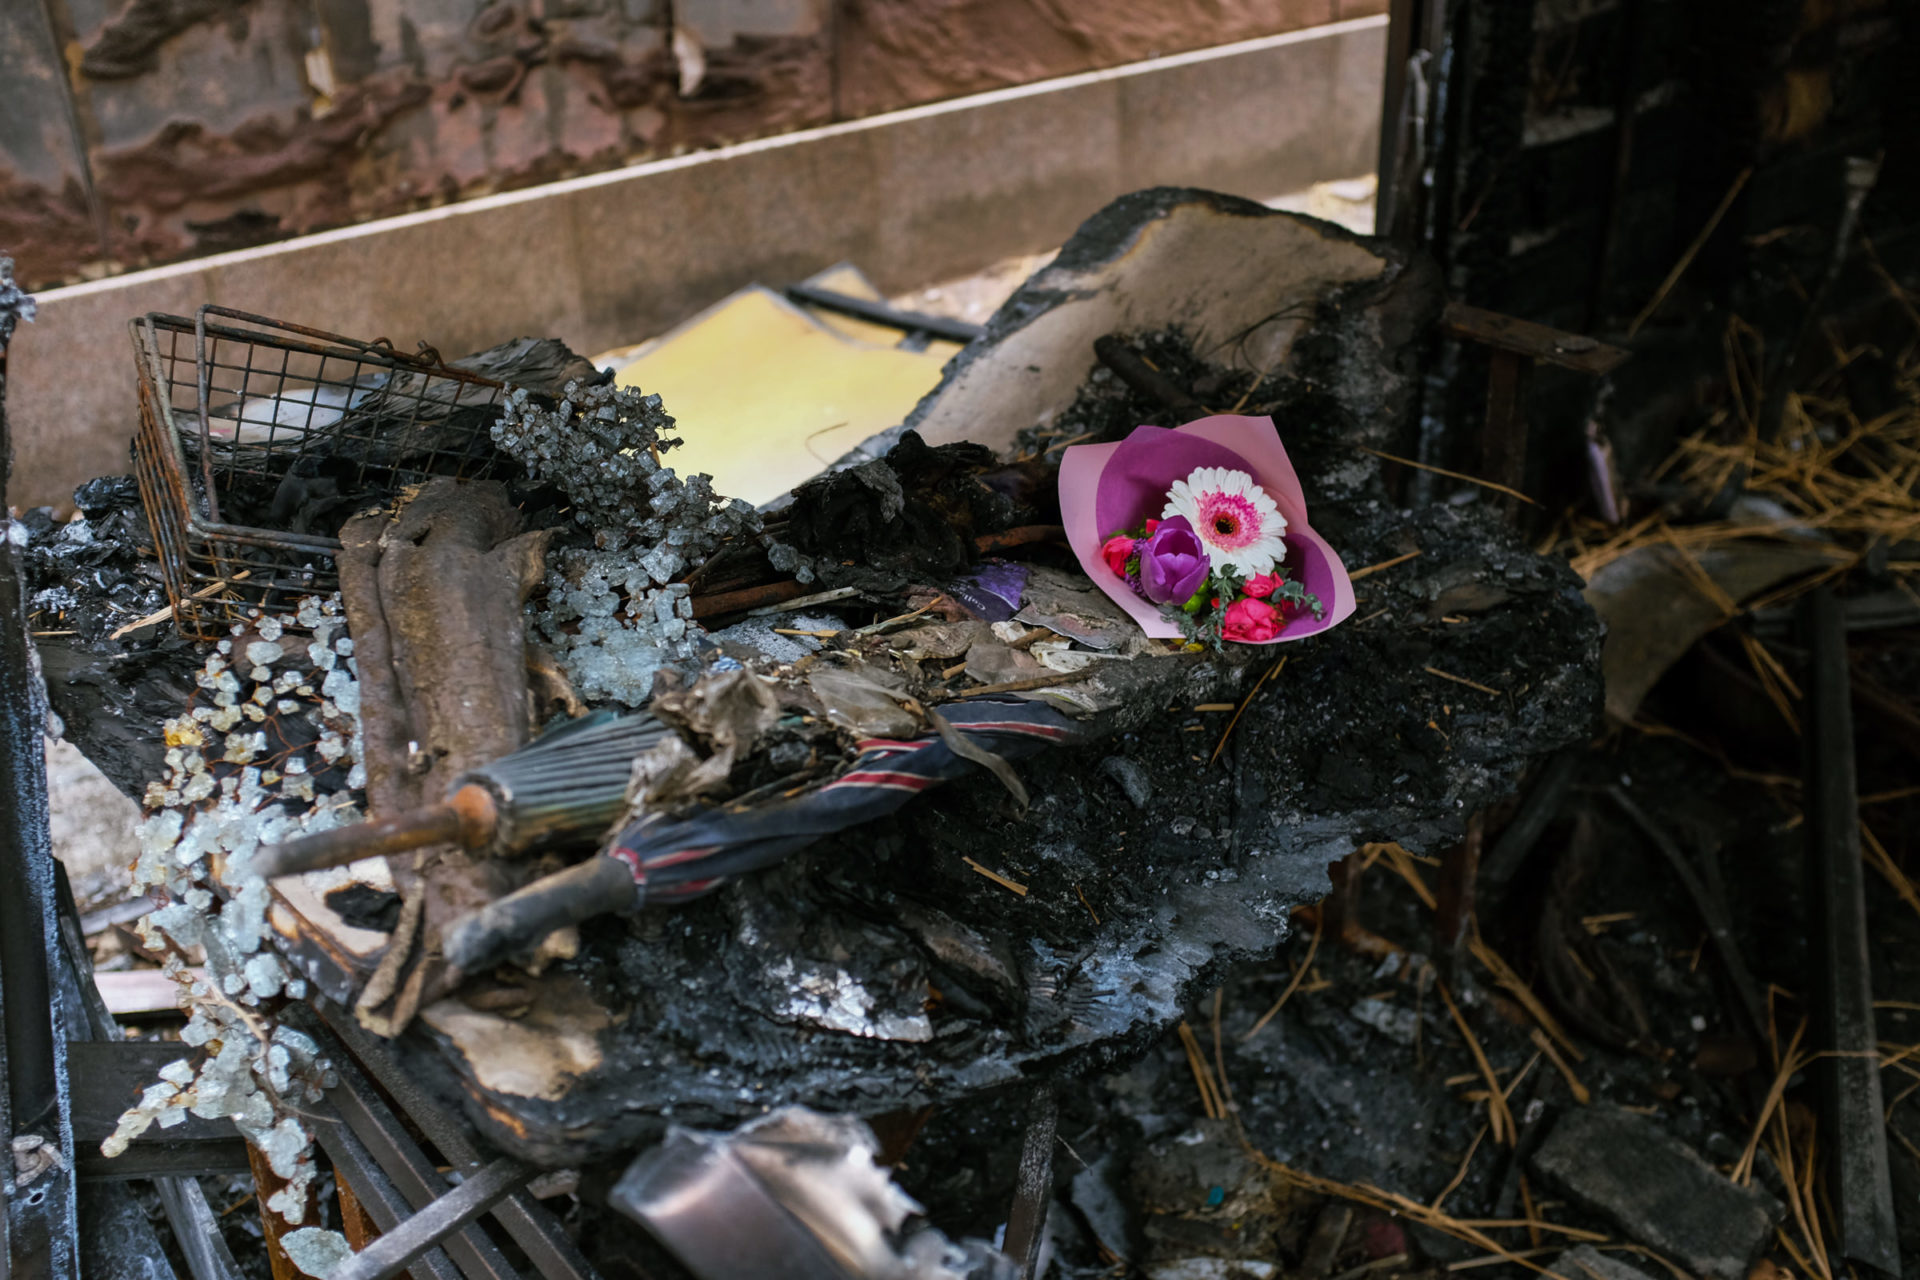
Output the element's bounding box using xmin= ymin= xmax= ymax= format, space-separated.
xmin=283 ymin=1227 xmax=354 ymax=1278
xmin=108 ymin=594 xmax=360 ymax=1223
xmin=492 ymin=379 xmax=784 ymax=705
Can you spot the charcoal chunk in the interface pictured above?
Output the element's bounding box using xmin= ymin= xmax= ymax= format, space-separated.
xmin=1530 ymin=1106 xmax=1781 ymax=1279
xmin=1100 ymin=756 xmax=1153 ymax=809
xmin=1554 ymin=1245 xmax=1658 ymax=1280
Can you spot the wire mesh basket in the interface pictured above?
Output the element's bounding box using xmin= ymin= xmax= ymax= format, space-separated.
xmin=131 ymin=307 xmax=513 ymax=639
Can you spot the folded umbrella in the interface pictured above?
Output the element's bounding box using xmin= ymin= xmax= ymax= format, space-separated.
xmin=250 ymin=713 xmax=672 ymax=879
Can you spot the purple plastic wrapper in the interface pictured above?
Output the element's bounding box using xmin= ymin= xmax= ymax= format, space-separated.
xmin=947 ymin=561 xmax=1029 ymax=622
xmin=1058 ymin=416 xmax=1356 ymax=643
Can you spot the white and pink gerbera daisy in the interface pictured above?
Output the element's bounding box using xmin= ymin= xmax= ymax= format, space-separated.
xmin=1162 ymin=466 xmax=1288 ymax=576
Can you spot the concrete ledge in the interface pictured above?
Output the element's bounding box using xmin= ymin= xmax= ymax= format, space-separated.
xmin=8 ymin=17 xmax=1384 ymax=508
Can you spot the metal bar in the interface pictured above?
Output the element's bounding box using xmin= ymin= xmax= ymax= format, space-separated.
xmin=48 ymin=860 xmax=241 ymax=1280
xmin=1801 ymin=586 xmax=1900 ymax=1274
xmin=42 ymin=862 xmax=183 ymax=1280
xmin=66 ymin=1042 xmax=243 ymax=1155
xmin=248 ymin=1142 xmax=309 ymax=1280
xmin=67 ymin=1043 xmax=249 ymax=1174
xmin=0 ymin=254 xmax=81 ymax=1280
xmin=312 ymin=1009 xmax=602 ymax=1280
xmin=160 ymin=308 xmax=509 ymax=385
xmin=154 ymin=1177 xmax=247 ymax=1280
xmin=74 ymin=1142 xmax=254 ymax=1182
xmin=320 ymin=1048 xmax=523 ymax=1280
xmin=783 ymin=284 xmax=983 ymax=345
xmin=329 ymin=1159 xmax=531 ymax=1280
xmin=1001 ymin=1088 xmax=1057 ymax=1280
xmin=307 ymin=1103 xmax=466 ymax=1280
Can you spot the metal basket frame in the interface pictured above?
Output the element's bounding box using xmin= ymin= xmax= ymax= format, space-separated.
xmin=132 ymin=306 xmax=510 ymax=639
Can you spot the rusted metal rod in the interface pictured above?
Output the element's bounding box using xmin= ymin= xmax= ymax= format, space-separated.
xmin=328 ymin=1156 xmax=531 ymax=1280
xmin=251 ymin=785 xmax=495 ymax=880
xmin=689 ymin=579 xmax=811 ymax=619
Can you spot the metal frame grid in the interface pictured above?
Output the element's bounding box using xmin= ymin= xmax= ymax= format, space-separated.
xmin=130 ymin=306 xmax=511 ymax=639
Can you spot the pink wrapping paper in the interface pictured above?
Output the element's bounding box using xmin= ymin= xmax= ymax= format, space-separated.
xmin=1058 ymin=416 xmax=1356 ymax=643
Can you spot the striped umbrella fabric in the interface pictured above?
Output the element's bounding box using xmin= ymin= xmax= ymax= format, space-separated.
xmin=605 ymin=697 xmax=1083 ymax=906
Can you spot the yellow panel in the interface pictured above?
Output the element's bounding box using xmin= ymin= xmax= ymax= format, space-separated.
xmin=610 ymin=286 xmax=962 ymax=507
xmin=590 ymin=265 xmax=893 ymax=366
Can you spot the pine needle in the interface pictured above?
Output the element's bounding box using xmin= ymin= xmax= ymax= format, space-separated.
xmin=1211 ymin=657 xmax=1286 ymax=766
xmin=1178 ymin=1020 xmax=1225 ymax=1121
xmin=1351 ymin=549 xmax=1425 ymax=581
xmin=1352 ymin=445 xmax=1541 ymax=506
xmin=1439 ymin=983 xmax=1516 ymax=1146
xmin=1244 ymin=909 xmax=1323 ymax=1042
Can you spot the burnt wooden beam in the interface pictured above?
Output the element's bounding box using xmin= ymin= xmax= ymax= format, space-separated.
xmin=327 ymin=1158 xmax=530 ymax=1280
xmin=1433 ymin=811 xmax=1484 ymax=972
xmin=1439 ymin=302 xmax=1629 ymax=519
xmin=1002 ymin=1088 xmax=1058 ymax=1280
xmin=1440 ymin=302 xmax=1630 ymax=377
xmin=1480 ymin=351 xmax=1534 ymax=516
xmin=1093 ymin=335 xmax=1207 ymax=422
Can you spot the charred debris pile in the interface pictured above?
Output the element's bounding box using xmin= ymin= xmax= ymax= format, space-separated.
xmin=60 ymin=190 xmax=1898 ymax=1280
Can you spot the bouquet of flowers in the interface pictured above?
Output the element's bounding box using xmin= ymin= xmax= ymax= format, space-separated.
xmin=1059 ymin=416 xmax=1355 ymax=646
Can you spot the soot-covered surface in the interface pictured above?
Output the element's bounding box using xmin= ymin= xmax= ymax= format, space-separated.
xmin=403 ymin=460 xmax=1603 ymax=1164
xmin=19 ymin=200 xmax=1604 ymax=1180
xmin=20 ymin=353 xmax=1606 ymax=1174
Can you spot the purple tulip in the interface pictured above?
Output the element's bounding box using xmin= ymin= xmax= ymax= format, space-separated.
xmin=1138 ymin=516 xmax=1208 ymax=604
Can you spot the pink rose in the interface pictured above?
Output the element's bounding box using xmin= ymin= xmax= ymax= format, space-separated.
xmin=1101 ymin=535 xmax=1136 ymax=578
xmin=1221 ymin=595 xmax=1285 ymax=643
xmin=1242 ymin=571 xmax=1285 ymax=599
xmin=1144 ymin=518 xmax=1161 ymax=535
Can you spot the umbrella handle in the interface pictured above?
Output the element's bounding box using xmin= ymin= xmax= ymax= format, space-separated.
xmin=251 ymin=784 xmax=497 ymax=879
xmin=442 ymin=854 xmax=636 ymax=974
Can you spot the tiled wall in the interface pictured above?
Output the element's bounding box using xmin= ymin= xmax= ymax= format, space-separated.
xmin=2 ymin=0 xmax=1377 ymax=293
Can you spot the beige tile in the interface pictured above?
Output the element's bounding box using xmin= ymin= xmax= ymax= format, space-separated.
xmin=8 ymin=269 xmax=212 ymax=510
xmin=1120 ymin=29 xmax=1359 ymax=202
xmin=564 ymin=128 xmax=883 ymax=356
xmin=11 ymin=21 xmax=1386 ymax=508
xmin=201 ymin=200 xmax=592 ymax=364
xmin=866 ymin=82 xmax=1123 ymax=291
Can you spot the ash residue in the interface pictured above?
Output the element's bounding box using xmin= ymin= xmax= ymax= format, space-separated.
xmin=15 ymin=477 xmax=205 ymax=795
xmin=409 ymin=489 xmax=1603 ymax=1166
xmin=783 ymin=432 xmax=1038 ymax=594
